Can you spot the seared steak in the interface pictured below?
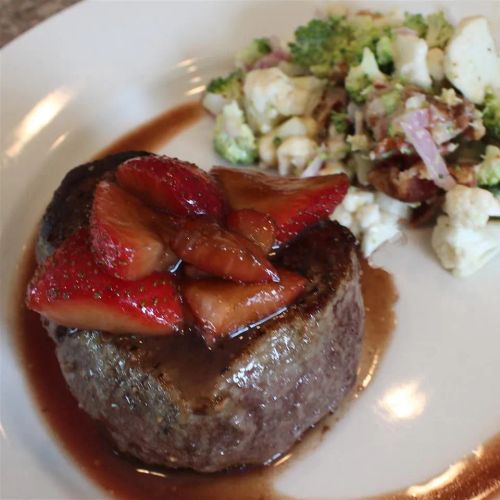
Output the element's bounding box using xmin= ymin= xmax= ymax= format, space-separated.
xmin=37 ymin=153 xmax=364 ymax=472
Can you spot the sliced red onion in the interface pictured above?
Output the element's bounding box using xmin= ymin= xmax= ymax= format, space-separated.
xmin=400 ymin=110 xmax=456 ymax=191
xmin=393 ymin=27 xmax=418 ymax=36
xmin=252 ymin=49 xmax=290 ymax=69
xmin=300 ymin=154 xmax=324 ymax=178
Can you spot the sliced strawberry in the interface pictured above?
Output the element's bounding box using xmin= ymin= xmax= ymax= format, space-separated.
xmin=171 ymin=218 xmax=279 ymax=283
xmin=183 ymin=269 xmax=307 ymax=345
xmin=226 ymin=209 xmax=276 ymax=253
xmin=26 ymin=229 xmax=183 ymax=335
xmin=116 ymin=155 xmax=224 ymax=218
xmin=90 ymin=181 xmax=179 ymax=280
xmin=212 ymin=168 xmax=348 ymax=244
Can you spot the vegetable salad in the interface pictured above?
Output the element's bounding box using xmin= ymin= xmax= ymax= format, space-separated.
xmin=203 ymin=8 xmax=500 ymax=277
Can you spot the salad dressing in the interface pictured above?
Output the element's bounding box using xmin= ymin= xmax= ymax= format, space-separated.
xmin=13 ymin=101 xmax=499 ymax=499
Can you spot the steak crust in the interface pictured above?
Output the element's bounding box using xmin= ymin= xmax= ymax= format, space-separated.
xmin=37 ymin=153 xmax=364 ymax=472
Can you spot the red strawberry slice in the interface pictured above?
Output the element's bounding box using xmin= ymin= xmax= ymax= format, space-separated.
xmin=26 ymin=229 xmax=183 ymax=335
xmin=116 ymin=155 xmax=224 ymax=218
xmin=212 ymin=168 xmax=348 ymax=244
xmin=90 ymin=181 xmax=179 ymax=280
xmin=183 ymin=269 xmax=307 ymax=345
xmin=171 ymin=218 xmax=279 ymax=283
xmin=226 ymin=209 xmax=276 ymax=253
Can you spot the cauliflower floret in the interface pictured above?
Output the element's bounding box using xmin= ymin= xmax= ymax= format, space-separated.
xmin=393 ymin=33 xmax=432 ymax=89
xmin=443 ymin=16 xmax=500 ymax=104
xmin=258 ymin=117 xmax=318 ymax=168
xmin=345 ymin=48 xmax=386 ymax=103
xmin=427 ymin=47 xmax=445 ymax=82
xmin=431 ymin=216 xmax=500 ymax=277
xmin=276 ymin=136 xmax=318 ymax=176
xmin=431 ymin=185 xmax=500 ymax=276
xmin=331 ymin=186 xmax=410 ymax=256
xmin=213 ymin=101 xmax=257 ymax=165
xmin=243 ymin=68 xmax=324 ymax=133
xmin=476 ymin=145 xmax=500 ymax=190
xmin=444 ymin=185 xmax=500 ymax=227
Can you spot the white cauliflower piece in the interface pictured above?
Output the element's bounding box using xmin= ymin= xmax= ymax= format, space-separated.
xmin=331 ymin=187 xmax=409 ymax=256
xmin=319 ymin=160 xmax=353 ymax=179
xmin=427 ymin=47 xmax=445 ymax=82
xmin=258 ymin=134 xmax=277 ymax=168
xmin=243 ymin=68 xmax=324 ymax=133
xmin=393 ymin=33 xmax=432 ymax=89
xmin=431 ymin=217 xmax=500 ymax=277
xmin=444 ymin=16 xmax=500 ymax=104
xmin=258 ymin=117 xmax=318 ymax=169
xmin=431 ymin=185 xmax=500 ymax=276
xmin=276 ymin=116 xmax=318 ymax=138
xmin=277 ymin=136 xmax=318 ymax=176
xmin=444 ymin=185 xmax=500 ymax=227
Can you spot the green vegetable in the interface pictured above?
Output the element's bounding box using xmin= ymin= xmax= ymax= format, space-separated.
xmin=376 ymin=35 xmax=394 ymax=68
xmin=482 ymin=90 xmax=500 ymax=140
xmin=236 ymin=37 xmax=272 ymax=67
xmin=213 ymin=102 xmax=257 ymax=165
xmin=288 ymin=15 xmax=389 ymax=77
xmin=273 ymin=136 xmax=283 ymax=147
xmin=425 ymin=11 xmax=453 ymax=48
xmin=380 ymin=88 xmax=402 ymax=114
xmin=345 ymin=48 xmax=385 ymax=103
xmin=476 ymin=145 xmax=500 ymax=188
xmin=330 ymin=111 xmax=349 ymax=134
xmin=403 ymin=12 xmax=427 ymax=37
xmin=206 ymin=70 xmax=244 ymax=101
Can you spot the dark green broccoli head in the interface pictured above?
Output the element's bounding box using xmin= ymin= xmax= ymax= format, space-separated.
xmin=206 ymin=70 xmax=244 ymax=100
xmin=403 ymin=12 xmax=427 ymax=37
xmin=289 ymin=15 xmax=392 ymax=78
xmin=330 ymin=111 xmax=349 ymax=134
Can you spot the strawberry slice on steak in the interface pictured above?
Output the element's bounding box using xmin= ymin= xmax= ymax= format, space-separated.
xmin=90 ymin=181 xmax=179 ymax=280
xmin=183 ymin=268 xmax=307 ymax=345
xmin=117 ymin=155 xmax=224 ymax=218
xmin=171 ymin=218 xmax=279 ymax=283
xmin=26 ymin=228 xmax=183 ymax=335
xmin=212 ymin=167 xmax=348 ymax=243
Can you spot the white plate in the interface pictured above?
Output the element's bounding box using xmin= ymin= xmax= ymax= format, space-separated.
xmin=1 ymin=1 xmax=499 ymax=499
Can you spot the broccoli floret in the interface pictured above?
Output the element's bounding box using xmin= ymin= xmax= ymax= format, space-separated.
xmin=380 ymin=88 xmax=402 ymax=114
xmin=330 ymin=111 xmax=349 ymax=134
xmin=404 ymin=12 xmax=427 ymax=37
xmin=206 ymin=70 xmax=244 ymax=101
xmin=213 ymin=101 xmax=257 ymax=165
xmin=476 ymin=145 xmax=500 ymax=192
xmin=236 ymin=37 xmax=272 ymax=67
xmin=288 ymin=16 xmax=349 ymax=77
xmin=345 ymin=48 xmax=385 ymax=103
xmin=376 ymin=35 xmax=394 ymax=68
xmin=288 ymin=15 xmax=388 ymax=77
xmin=425 ymin=11 xmax=453 ymax=48
xmin=482 ymin=90 xmax=500 ymax=140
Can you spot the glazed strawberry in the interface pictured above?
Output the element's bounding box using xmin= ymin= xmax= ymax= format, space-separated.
xmin=90 ymin=181 xmax=179 ymax=280
xmin=171 ymin=218 xmax=279 ymax=283
xmin=226 ymin=209 xmax=276 ymax=253
xmin=26 ymin=229 xmax=183 ymax=335
xmin=183 ymin=269 xmax=307 ymax=345
xmin=212 ymin=168 xmax=348 ymax=244
xmin=116 ymin=155 xmax=224 ymax=218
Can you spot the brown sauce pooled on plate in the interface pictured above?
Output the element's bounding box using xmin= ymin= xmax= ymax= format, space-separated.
xmin=12 ymin=102 xmax=500 ymax=499
xmin=95 ymin=101 xmax=204 ymax=158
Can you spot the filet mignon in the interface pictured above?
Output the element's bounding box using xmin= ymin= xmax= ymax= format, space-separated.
xmin=37 ymin=153 xmax=364 ymax=473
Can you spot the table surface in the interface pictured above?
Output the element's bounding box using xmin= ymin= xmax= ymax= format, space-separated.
xmin=0 ymin=0 xmax=81 ymax=48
